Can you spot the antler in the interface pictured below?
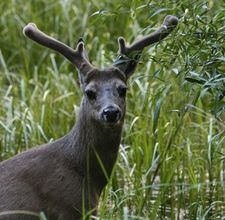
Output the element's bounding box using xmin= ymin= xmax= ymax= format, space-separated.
xmin=114 ymin=15 xmax=178 ymax=76
xmin=23 ymin=23 xmax=93 ymax=72
xmin=23 ymin=16 xmax=178 ymax=79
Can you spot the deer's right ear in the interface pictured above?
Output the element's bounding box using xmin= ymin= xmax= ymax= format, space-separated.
xmin=23 ymin=23 xmax=94 ymax=86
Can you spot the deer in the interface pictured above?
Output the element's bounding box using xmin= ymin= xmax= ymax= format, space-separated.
xmin=0 ymin=15 xmax=178 ymax=220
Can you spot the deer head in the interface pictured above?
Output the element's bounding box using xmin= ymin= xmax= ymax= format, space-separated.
xmin=23 ymin=15 xmax=178 ymax=128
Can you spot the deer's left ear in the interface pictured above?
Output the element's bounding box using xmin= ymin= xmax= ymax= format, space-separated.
xmin=113 ymin=15 xmax=178 ymax=80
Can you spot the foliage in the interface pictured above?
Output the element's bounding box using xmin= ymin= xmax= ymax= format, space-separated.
xmin=0 ymin=0 xmax=224 ymax=219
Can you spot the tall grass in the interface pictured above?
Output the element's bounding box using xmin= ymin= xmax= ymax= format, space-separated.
xmin=0 ymin=0 xmax=224 ymax=219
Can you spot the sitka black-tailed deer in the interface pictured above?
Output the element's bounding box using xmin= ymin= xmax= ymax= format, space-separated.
xmin=0 ymin=15 xmax=178 ymax=220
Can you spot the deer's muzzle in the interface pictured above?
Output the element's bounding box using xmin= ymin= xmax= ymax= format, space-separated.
xmin=101 ymin=106 xmax=121 ymax=123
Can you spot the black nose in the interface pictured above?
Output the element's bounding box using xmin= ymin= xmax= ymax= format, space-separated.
xmin=102 ymin=106 xmax=121 ymax=123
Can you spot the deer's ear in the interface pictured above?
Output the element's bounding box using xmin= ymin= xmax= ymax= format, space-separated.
xmin=77 ymin=65 xmax=93 ymax=86
xmin=114 ymin=60 xmax=138 ymax=80
xmin=113 ymin=54 xmax=139 ymax=80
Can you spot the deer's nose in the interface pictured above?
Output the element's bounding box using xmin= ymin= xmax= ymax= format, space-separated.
xmin=102 ymin=106 xmax=121 ymax=123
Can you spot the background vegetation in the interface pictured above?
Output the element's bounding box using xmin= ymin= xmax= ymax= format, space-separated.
xmin=0 ymin=0 xmax=224 ymax=219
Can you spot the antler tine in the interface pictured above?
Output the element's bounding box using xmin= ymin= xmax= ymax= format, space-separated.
xmin=118 ymin=15 xmax=178 ymax=56
xmin=23 ymin=23 xmax=92 ymax=71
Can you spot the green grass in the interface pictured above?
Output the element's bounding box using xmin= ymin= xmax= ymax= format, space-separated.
xmin=0 ymin=0 xmax=225 ymax=219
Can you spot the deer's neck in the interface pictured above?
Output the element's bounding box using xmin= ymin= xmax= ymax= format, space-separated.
xmin=68 ymin=99 xmax=123 ymax=189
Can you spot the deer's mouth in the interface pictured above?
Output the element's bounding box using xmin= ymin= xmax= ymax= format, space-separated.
xmin=102 ymin=120 xmax=123 ymax=129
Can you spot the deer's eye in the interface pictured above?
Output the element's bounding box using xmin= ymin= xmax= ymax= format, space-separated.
xmin=117 ymin=86 xmax=127 ymax=97
xmin=85 ymin=89 xmax=96 ymax=100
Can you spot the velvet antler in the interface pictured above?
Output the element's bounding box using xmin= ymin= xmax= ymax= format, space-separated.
xmin=23 ymin=23 xmax=93 ymax=72
xmin=114 ymin=15 xmax=178 ymax=77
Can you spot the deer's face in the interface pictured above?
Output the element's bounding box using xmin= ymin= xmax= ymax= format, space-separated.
xmin=23 ymin=17 xmax=178 ymax=127
xmin=81 ymin=67 xmax=127 ymax=126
